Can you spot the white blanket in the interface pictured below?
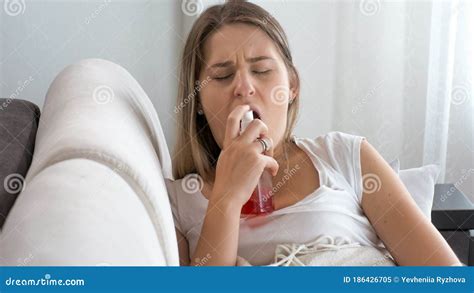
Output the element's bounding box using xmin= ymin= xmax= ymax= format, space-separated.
xmin=236 ymin=235 xmax=396 ymax=266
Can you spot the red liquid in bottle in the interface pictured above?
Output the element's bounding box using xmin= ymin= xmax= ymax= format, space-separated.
xmin=238 ymin=110 xmax=274 ymax=217
xmin=241 ymin=170 xmax=274 ymax=217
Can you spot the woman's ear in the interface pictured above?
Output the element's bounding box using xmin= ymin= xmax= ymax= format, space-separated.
xmin=288 ymin=69 xmax=299 ymax=101
xmin=290 ymin=88 xmax=297 ymax=101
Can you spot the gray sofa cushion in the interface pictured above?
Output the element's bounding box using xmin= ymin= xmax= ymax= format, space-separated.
xmin=0 ymin=98 xmax=40 ymax=229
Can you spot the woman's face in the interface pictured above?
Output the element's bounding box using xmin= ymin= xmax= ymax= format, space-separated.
xmin=198 ymin=23 xmax=296 ymax=153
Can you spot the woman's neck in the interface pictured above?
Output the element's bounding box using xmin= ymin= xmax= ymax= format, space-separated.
xmin=272 ymin=140 xmax=298 ymax=180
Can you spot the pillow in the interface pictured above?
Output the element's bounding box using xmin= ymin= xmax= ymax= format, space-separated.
xmin=388 ymin=159 xmax=440 ymax=220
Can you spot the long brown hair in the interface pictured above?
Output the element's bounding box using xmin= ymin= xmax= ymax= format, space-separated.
xmin=172 ymin=0 xmax=300 ymax=183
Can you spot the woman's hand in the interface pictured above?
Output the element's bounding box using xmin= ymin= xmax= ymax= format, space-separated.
xmin=209 ymin=105 xmax=279 ymax=208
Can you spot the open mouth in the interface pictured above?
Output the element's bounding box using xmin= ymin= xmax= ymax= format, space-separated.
xmin=252 ymin=110 xmax=261 ymax=120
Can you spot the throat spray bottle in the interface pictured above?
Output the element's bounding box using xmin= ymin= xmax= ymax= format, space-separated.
xmin=239 ymin=110 xmax=274 ymax=217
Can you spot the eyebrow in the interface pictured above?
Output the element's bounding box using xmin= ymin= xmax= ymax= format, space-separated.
xmin=207 ymin=56 xmax=275 ymax=69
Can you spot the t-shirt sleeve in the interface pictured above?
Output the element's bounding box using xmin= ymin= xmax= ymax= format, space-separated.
xmin=323 ymin=131 xmax=367 ymax=204
xmin=165 ymin=179 xmax=185 ymax=235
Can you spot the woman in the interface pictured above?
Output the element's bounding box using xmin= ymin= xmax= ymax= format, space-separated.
xmin=168 ymin=0 xmax=460 ymax=266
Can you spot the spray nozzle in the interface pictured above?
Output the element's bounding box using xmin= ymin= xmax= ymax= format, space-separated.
xmin=240 ymin=110 xmax=254 ymax=135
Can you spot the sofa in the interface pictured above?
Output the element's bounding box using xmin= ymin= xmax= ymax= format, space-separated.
xmin=0 ymin=59 xmax=179 ymax=266
xmin=0 ymin=58 xmax=471 ymax=266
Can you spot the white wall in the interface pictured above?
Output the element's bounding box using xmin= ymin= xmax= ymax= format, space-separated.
xmin=0 ymin=0 xmax=181 ymax=149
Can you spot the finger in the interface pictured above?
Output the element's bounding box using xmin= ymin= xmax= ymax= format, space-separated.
xmin=261 ymin=155 xmax=279 ymax=176
xmin=223 ymin=104 xmax=251 ymax=149
xmin=240 ymin=119 xmax=268 ymax=143
xmin=249 ymin=136 xmax=274 ymax=156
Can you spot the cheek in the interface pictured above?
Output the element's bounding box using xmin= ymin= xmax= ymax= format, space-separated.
xmin=273 ymin=106 xmax=289 ymax=129
xmin=264 ymin=71 xmax=292 ymax=105
xmin=200 ymin=87 xmax=218 ymax=113
xmin=201 ymin=93 xmax=227 ymax=123
xmin=199 ymin=90 xmax=229 ymax=143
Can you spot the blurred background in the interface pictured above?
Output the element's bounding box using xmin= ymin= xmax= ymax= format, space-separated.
xmin=0 ymin=0 xmax=472 ymax=200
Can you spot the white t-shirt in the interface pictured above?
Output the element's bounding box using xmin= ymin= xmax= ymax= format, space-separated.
xmin=166 ymin=131 xmax=385 ymax=265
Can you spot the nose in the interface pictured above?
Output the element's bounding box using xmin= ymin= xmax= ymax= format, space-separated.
xmin=233 ymin=70 xmax=255 ymax=98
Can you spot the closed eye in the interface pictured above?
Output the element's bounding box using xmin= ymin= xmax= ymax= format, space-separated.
xmin=253 ymin=69 xmax=271 ymax=75
xmin=214 ymin=69 xmax=271 ymax=81
xmin=214 ymin=74 xmax=233 ymax=80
